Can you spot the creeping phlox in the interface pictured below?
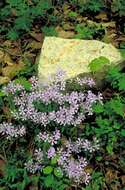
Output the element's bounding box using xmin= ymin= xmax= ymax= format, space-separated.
xmin=25 ymin=129 xmax=99 ymax=185
xmin=3 ymin=70 xmax=103 ymax=126
xmin=1 ymin=70 xmax=102 ymax=185
xmin=0 ymin=122 xmax=26 ymax=139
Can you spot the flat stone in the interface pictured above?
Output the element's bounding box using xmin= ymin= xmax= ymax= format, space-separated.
xmin=38 ymin=37 xmax=123 ymax=86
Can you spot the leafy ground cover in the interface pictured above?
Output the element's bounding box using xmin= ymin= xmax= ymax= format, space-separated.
xmin=0 ymin=0 xmax=125 ymax=190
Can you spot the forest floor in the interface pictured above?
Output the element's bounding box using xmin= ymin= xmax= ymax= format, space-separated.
xmin=0 ymin=1 xmax=125 ymax=190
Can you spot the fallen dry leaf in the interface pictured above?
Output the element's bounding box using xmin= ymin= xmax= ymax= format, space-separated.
xmin=76 ymin=16 xmax=88 ymax=23
xmin=7 ymin=46 xmax=22 ymax=57
xmin=0 ymin=76 xmax=10 ymax=85
xmin=2 ymin=60 xmax=25 ymax=79
xmin=115 ymin=35 xmax=125 ymax=43
xmin=55 ymin=26 xmax=75 ymax=38
xmin=0 ymin=66 xmax=2 ymax=75
xmin=2 ymin=40 xmax=22 ymax=57
xmin=11 ymin=8 xmax=17 ymax=16
xmin=23 ymin=52 xmax=36 ymax=60
xmin=105 ymin=169 xmax=118 ymax=183
xmin=28 ymin=174 xmax=39 ymax=190
xmin=101 ymin=21 xmax=116 ymax=28
xmin=3 ymin=40 xmax=12 ymax=48
xmin=30 ymin=31 xmax=44 ymax=42
xmin=26 ymin=40 xmax=42 ymax=50
xmin=0 ymin=49 xmax=18 ymax=66
xmin=95 ymin=12 xmax=108 ymax=21
xmin=62 ymin=3 xmax=71 ymax=16
xmin=3 ymin=53 xmax=15 ymax=66
xmin=29 ymin=184 xmax=38 ymax=190
xmin=86 ymin=19 xmax=100 ymax=26
xmin=0 ymin=159 xmax=6 ymax=176
xmin=35 ymin=54 xmax=40 ymax=65
xmin=0 ymin=50 xmax=4 ymax=60
xmin=102 ymin=30 xmax=119 ymax=47
xmin=62 ymin=23 xmax=74 ymax=30
xmin=110 ymin=184 xmax=120 ymax=190
xmin=2 ymin=106 xmax=12 ymax=121
xmin=121 ymin=175 xmax=125 ymax=185
xmin=84 ymin=165 xmax=93 ymax=174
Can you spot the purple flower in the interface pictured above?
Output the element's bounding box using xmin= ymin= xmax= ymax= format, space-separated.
xmin=24 ymin=159 xmax=42 ymax=174
xmin=6 ymin=72 xmax=103 ymax=126
xmin=34 ymin=148 xmax=43 ymax=162
xmin=58 ymin=156 xmax=90 ymax=184
xmin=2 ymin=81 xmax=24 ymax=95
xmin=0 ymin=122 xmax=26 ymax=139
xmin=37 ymin=129 xmax=61 ymax=145
xmin=47 ymin=147 xmax=56 ymax=158
xmin=29 ymin=76 xmax=39 ymax=90
xmin=76 ymin=77 xmax=95 ymax=87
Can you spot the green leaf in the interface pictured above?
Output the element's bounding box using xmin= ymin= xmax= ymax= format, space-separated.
xmin=120 ymin=42 xmax=125 ymax=49
xmin=54 ymin=167 xmax=63 ymax=178
xmin=51 ymin=156 xmax=58 ymax=165
xmin=44 ymin=175 xmax=54 ymax=187
xmin=0 ymin=91 xmax=5 ymax=97
xmin=96 ymin=117 xmax=111 ymax=129
xmin=119 ymin=49 xmax=125 ymax=59
xmin=31 ymin=175 xmax=39 ymax=184
xmin=7 ymin=29 xmax=19 ymax=40
xmin=7 ymin=95 xmax=16 ymax=111
xmin=121 ymin=129 xmax=125 ymax=137
xmin=93 ymin=103 xmax=104 ymax=113
xmin=43 ymin=166 xmax=53 ymax=175
xmin=106 ymin=144 xmax=113 ymax=154
xmin=74 ymin=24 xmax=93 ymax=39
xmin=14 ymin=78 xmax=32 ymax=90
xmin=41 ymin=26 xmax=58 ymax=37
xmin=14 ymin=17 xmax=32 ymax=31
xmin=68 ymin=11 xmax=78 ymax=18
xmin=96 ymin=156 xmax=102 ymax=161
xmin=90 ymin=0 xmax=104 ymax=12
xmin=89 ymin=56 xmax=110 ymax=72
xmin=106 ymin=66 xmax=121 ymax=82
xmin=113 ymin=122 xmax=121 ymax=129
xmin=118 ymin=76 xmax=125 ymax=90
xmin=111 ymin=0 xmax=125 ymax=16
xmin=110 ymin=98 xmax=124 ymax=117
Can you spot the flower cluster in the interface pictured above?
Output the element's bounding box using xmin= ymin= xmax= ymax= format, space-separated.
xmin=56 ymin=147 xmax=90 ymax=184
xmin=2 ymin=69 xmax=102 ymax=186
xmin=24 ymin=148 xmax=43 ymax=173
xmin=2 ymin=81 xmax=24 ymax=95
xmin=47 ymin=147 xmax=56 ymax=158
xmin=0 ymin=122 xmax=26 ymax=139
xmin=37 ymin=129 xmax=61 ymax=145
xmin=55 ymin=137 xmax=99 ymax=184
xmin=76 ymin=77 xmax=95 ymax=87
xmin=34 ymin=148 xmax=43 ymax=162
xmin=25 ymin=143 xmax=91 ymax=184
xmin=24 ymin=159 xmax=42 ymax=174
xmin=25 ymin=128 xmax=99 ymax=185
xmin=5 ymin=72 xmax=103 ymax=126
xmin=62 ymin=157 xmax=90 ymax=184
xmin=41 ymin=68 xmax=66 ymax=90
xmin=29 ymin=76 xmax=39 ymax=90
xmin=65 ymin=137 xmax=100 ymax=153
